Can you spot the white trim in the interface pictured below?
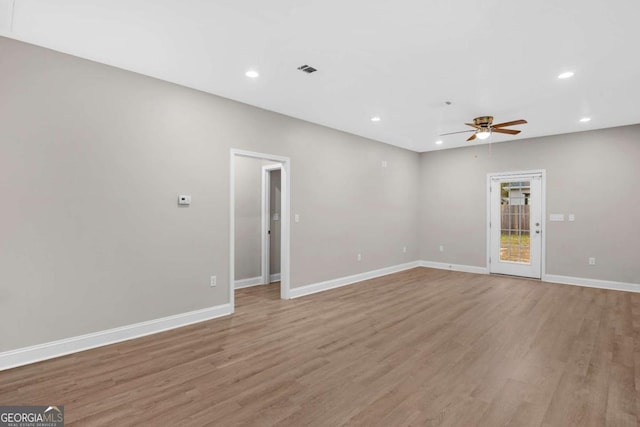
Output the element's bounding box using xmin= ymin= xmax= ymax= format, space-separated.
xmin=289 ymin=261 xmax=420 ymax=299
xmin=0 ymin=304 xmax=233 ymax=371
xmin=543 ymin=274 xmax=640 ymax=294
xmin=229 ymin=150 xmax=236 ymax=311
xmin=280 ymin=158 xmax=291 ymax=300
xmin=234 ymin=276 xmax=263 ymax=289
xmin=262 ymin=164 xmax=284 ymax=172
xmin=261 ymin=165 xmax=270 ymax=286
xmin=234 ymin=275 xmax=280 ymax=289
xmin=486 ymin=169 xmax=546 ymax=279
xmin=419 ymin=262 xmax=640 ymax=294
xmin=420 ymin=261 xmax=489 ymax=275
xmin=231 ymin=149 xmax=291 ymax=304
xmin=232 ymin=149 xmax=289 ymax=163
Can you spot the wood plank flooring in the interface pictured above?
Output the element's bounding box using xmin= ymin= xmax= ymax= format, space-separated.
xmin=1 ymin=267 xmax=639 ymax=426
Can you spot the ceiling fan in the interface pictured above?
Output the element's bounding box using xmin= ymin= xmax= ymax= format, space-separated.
xmin=441 ymin=116 xmax=527 ymax=141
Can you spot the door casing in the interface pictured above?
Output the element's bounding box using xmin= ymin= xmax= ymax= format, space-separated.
xmin=486 ymin=170 xmax=546 ymax=278
xmin=230 ymin=149 xmax=291 ymax=311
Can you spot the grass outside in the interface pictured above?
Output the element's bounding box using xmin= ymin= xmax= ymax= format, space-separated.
xmin=500 ymin=232 xmax=530 ymax=262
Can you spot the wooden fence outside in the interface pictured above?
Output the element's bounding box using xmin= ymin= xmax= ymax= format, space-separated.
xmin=501 ymin=204 xmax=530 ymax=233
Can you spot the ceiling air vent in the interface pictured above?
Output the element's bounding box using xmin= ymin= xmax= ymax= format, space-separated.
xmin=297 ymin=64 xmax=317 ymax=74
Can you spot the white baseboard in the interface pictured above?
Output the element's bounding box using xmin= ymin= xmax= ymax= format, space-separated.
xmin=0 ymin=303 xmax=233 ymax=371
xmin=235 ymin=274 xmax=281 ymax=289
xmin=234 ymin=276 xmax=263 ymax=289
xmin=289 ymin=261 xmax=421 ymax=299
xmin=543 ymin=274 xmax=640 ymax=294
xmin=420 ymin=261 xmax=640 ymax=293
xmin=420 ymin=260 xmax=489 ymax=275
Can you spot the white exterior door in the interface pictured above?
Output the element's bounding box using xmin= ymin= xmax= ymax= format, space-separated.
xmin=489 ymin=173 xmax=543 ymax=278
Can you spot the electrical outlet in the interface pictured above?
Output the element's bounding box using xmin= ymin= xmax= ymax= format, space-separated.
xmin=588 ymin=257 xmax=596 ymax=266
xmin=402 ymin=246 xmax=407 ymax=253
xmin=357 ymin=253 xmax=362 ymax=262
xmin=439 ymin=245 xmax=445 ymax=252
xmin=210 ymin=275 xmax=217 ymax=287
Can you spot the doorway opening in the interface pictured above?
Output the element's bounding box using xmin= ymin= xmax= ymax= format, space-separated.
xmin=230 ymin=149 xmax=290 ymax=312
xmin=261 ymin=164 xmax=282 ymax=287
xmin=487 ymin=170 xmax=545 ymax=278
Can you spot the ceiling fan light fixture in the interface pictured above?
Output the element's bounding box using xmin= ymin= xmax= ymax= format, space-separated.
xmin=476 ymin=129 xmax=491 ymax=140
xmin=441 ymin=116 xmax=526 ymax=142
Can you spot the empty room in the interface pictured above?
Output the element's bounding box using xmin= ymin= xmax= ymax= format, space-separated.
xmin=1 ymin=1 xmax=639 ymax=426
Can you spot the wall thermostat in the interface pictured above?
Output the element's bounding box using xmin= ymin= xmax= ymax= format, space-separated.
xmin=178 ymin=195 xmax=192 ymax=206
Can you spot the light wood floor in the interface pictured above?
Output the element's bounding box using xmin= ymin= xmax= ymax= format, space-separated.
xmin=1 ymin=268 xmax=639 ymax=426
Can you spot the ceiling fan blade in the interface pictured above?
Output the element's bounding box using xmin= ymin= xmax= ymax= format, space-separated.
xmin=492 ymin=128 xmax=521 ymax=135
xmin=467 ymin=133 xmax=477 ymax=142
xmin=492 ymin=119 xmax=527 ymax=128
xmin=440 ymin=129 xmax=475 ymax=136
xmin=465 ymin=123 xmax=481 ymax=129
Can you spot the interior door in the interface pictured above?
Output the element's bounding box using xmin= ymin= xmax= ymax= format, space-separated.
xmin=490 ymin=174 xmax=542 ymax=278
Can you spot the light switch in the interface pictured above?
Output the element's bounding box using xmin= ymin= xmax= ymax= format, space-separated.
xmin=294 ymin=214 xmax=300 ymax=223
xmin=272 ymin=213 xmax=280 ymax=221
xmin=549 ymin=214 xmax=564 ymax=222
xmin=568 ymin=214 xmax=575 ymax=222
xmin=178 ymin=195 xmax=191 ymax=206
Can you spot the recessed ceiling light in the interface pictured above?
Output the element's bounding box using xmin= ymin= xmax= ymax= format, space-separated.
xmin=579 ymin=117 xmax=591 ymax=123
xmin=245 ymin=70 xmax=259 ymax=78
xmin=435 ymin=140 xmax=443 ymax=145
xmin=371 ymin=116 xmax=381 ymax=122
xmin=558 ymin=71 xmax=574 ymax=79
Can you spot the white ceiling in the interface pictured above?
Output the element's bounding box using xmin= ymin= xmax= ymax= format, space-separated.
xmin=1 ymin=0 xmax=640 ymax=152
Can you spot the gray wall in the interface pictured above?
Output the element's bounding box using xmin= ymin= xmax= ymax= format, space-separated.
xmin=233 ymin=157 xmax=278 ymax=281
xmin=4 ymin=33 xmax=636 ymax=354
xmin=419 ymin=125 xmax=640 ymax=284
xmin=233 ymin=158 xmax=281 ymax=282
xmin=0 ymin=37 xmax=420 ymax=351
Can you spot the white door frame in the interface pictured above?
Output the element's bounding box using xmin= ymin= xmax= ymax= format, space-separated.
xmin=261 ymin=163 xmax=282 ymax=286
xmin=230 ymin=149 xmax=291 ymax=310
xmin=486 ymin=169 xmax=546 ymax=278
